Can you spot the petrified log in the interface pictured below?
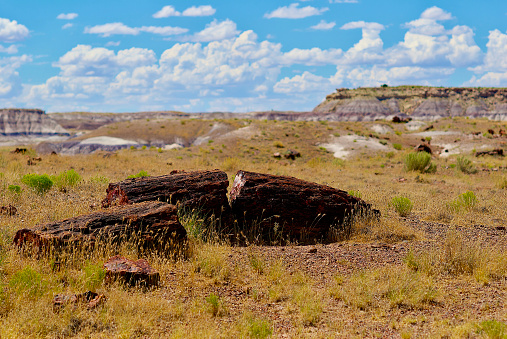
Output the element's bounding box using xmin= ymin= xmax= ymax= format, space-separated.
xmin=104 ymin=255 xmax=159 ymax=288
xmin=13 ymin=201 xmax=187 ymax=254
xmin=101 ymin=170 xmax=229 ymax=217
xmin=230 ymin=171 xmax=377 ymax=243
xmin=475 ymin=149 xmax=504 ymax=157
xmin=414 ymin=144 xmax=432 ymax=154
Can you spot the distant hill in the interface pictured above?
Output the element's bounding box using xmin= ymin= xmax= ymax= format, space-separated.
xmin=313 ymin=86 xmax=507 ymax=121
xmin=0 ymin=108 xmax=69 ymax=136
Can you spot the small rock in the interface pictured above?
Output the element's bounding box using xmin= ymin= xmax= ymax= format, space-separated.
xmin=308 ymin=248 xmax=317 ymax=253
xmin=273 ymin=152 xmax=281 ymax=158
xmin=414 ymin=144 xmax=432 ymax=154
xmin=0 ymin=204 xmax=17 ymax=216
xmin=53 ymin=291 xmax=106 ymax=312
xmin=104 ymin=255 xmax=160 ymax=288
xmin=284 ymin=150 xmax=301 ymax=160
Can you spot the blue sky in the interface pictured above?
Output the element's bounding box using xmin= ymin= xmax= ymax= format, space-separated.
xmin=1 ymin=0 xmax=507 ymax=113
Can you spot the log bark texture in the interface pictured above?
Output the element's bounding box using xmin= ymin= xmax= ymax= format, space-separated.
xmin=101 ymin=170 xmax=230 ymax=217
xmin=230 ymin=170 xmax=376 ymax=242
xmin=13 ymin=201 xmax=186 ymax=254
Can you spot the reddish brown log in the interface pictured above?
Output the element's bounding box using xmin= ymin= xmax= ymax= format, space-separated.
xmin=475 ymin=148 xmax=504 ymax=157
xmin=13 ymin=201 xmax=187 ymax=254
xmin=230 ymin=171 xmax=378 ymax=243
xmin=104 ymin=255 xmax=160 ymax=288
xmin=101 ymin=170 xmax=230 ymax=217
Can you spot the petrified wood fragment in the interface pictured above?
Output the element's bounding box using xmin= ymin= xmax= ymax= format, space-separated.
xmin=475 ymin=148 xmax=504 ymax=157
xmin=13 ymin=201 xmax=186 ymax=254
xmin=104 ymin=255 xmax=159 ymax=288
xmin=53 ymin=291 xmax=106 ymax=312
xmin=101 ymin=170 xmax=230 ymax=217
xmin=230 ymin=171 xmax=377 ymax=243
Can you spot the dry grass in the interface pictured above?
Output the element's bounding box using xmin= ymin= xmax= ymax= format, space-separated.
xmin=0 ymin=116 xmax=505 ymax=337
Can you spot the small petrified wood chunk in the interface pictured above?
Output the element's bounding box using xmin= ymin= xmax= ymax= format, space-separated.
xmin=475 ymin=148 xmax=504 ymax=157
xmin=230 ymin=170 xmax=377 ymax=242
xmin=13 ymin=201 xmax=187 ymax=254
xmin=101 ymin=170 xmax=230 ymax=217
xmin=104 ymin=255 xmax=159 ymax=288
xmin=53 ymin=291 xmax=106 ymax=312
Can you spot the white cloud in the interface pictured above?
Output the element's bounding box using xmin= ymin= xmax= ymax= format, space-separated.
xmin=340 ymin=21 xmax=385 ymax=64
xmin=470 ymin=29 xmax=507 ymax=73
xmin=0 ymin=55 xmax=31 ymax=98
xmin=274 ymin=71 xmax=330 ymax=93
xmin=0 ymin=44 xmax=18 ymax=54
xmin=140 ymin=26 xmax=188 ymax=36
xmin=84 ymin=23 xmax=139 ymax=37
xmin=264 ymin=3 xmax=328 ymax=19
xmin=62 ymin=23 xmax=73 ymax=30
xmin=57 ymin=13 xmax=78 ymax=20
xmin=420 ymin=6 xmax=452 ymax=21
xmin=330 ymin=0 xmax=358 ymax=3
xmin=106 ymin=41 xmax=120 ymax=47
xmin=310 ymin=20 xmax=336 ymax=30
xmin=84 ymin=23 xmax=188 ymax=37
xmin=153 ymin=5 xmax=216 ymax=18
xmin=182 ymin=5 xmax=216 ymax=17
xmin=0 ymin=18 xmax=29 ymax=43
xmin=282 ymin=47 xmax=343 ymax=65
xmin=153 ymin=6 xmax=181 ymax=18
xmin=180 ymin=19 xmax=239 ymax=42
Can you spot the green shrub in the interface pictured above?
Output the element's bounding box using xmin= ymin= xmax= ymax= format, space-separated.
xmin=82 ymin=263 xmax=105 ymax=291
xmin=391 ymin=196 xmax=413 ymax=217
xmin=8 ymin=185 xmax=22 ymax=194
xmin=127 ymin=170 xmax=149 ymax=179
xmin=404 ymin=152 xmax=436 ymax=173
xmin=448 ymin=191 xmax=477 ymax=211
xmin=393 ymin=143 xmax=402 ymax=150
xmin=456 ymin=156 xmax=478 ymax=174
xmin=9 ymin=267 xmax=47 ymax=297
xmin=245 ymin=316 xmax=273 ymax=339
xmin=52 ymin=169 xmax=81 ymax=189
xmin=476 ymin=320 xmax=507 ymax=338
xmin=348 ymin=190 xmax=362 ymax=199
xmin=21 ymin=174 xmax=53 ymax=194
xmin=205 ymin=293 xmax=226 ymax=317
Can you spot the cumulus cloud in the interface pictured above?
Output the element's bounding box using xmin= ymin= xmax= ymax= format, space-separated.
xmin=153 ymin=6 xmax=181 ymax=18
xmin=0 ymin=44 xmax=18 ymax=54
xmin=57 ymin=13 xmax=78 ymax=20
xmin=310 ymin=20 xmax=336 ymax=30
xmin=0 ymin=18 xmax=29 ymax=43
xmin=62 ymin=23 xmax=73 ymax=30
xmin=329 ymin=0 xmax=358 ymax=3
xmin=340 ymin=21 xmax=385 ymax=64
xmin=153 ymin=5 xmax=216 ymax=18
xmin=84 ymin=23 xmax=188 ymax=37
xmin=264 ymin=3 xmax=328 ymax=19
xmin=420 ymin=6 xmax=453 ymax=21
xmin=282 ymin=47 xmax=343 ymax=65
xmin=0 ymin=55 xmax=31 ymax=98
xmin=274 ymin=71 xmax=330 ymax=93
xmin=182 ymin=5 xmax=216 ymax=17
xmin=179 ymin=19 xmax=239 ymax=42
xmin=84 ymin=23 xmax=139 ymax=37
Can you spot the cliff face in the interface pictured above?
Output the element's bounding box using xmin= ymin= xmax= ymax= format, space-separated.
xmin=313 ymin=86 xmax=507 ymax=121
xmin=0 ymin=109 xmax=69 ymax=136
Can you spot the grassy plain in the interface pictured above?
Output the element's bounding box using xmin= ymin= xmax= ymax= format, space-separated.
xmin=0 ymin=116 xmax=506 ymax=338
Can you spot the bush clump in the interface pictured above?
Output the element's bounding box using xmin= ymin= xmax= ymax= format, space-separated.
xmin=21 ymin=173 xmax=53 ymax=194
xmin=8 ymin=185 xmax=22 ymax=194
xmin=404 ymin=152 xmax=436 ymax=173
xmin=52 ymin=169 xmax=81 ymax=190
xmin=127 ymin=170 xmax=149 ymax=179
xmin=391 ymin=196 xmax=413 ymax=217
xmin=448 ymin=191 xmax=477 ymax=212
xmin=456 ymin=156 xmax=477 ymax=174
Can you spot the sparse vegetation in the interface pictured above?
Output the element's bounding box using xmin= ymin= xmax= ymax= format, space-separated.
xmin=404 ymin=152 xmax=436 ymax=173
xmin=0 ymin=116 xmax=505 ymax=337
xmin=391 ymin=196 xmax=413 ymax=217
xmin=127 ymin=170 xmax=149 ymax=178
xmin=456 ymin=156 xmax=478 ymax=174
xmin=21 ymin=173 xmax=53 ymax=194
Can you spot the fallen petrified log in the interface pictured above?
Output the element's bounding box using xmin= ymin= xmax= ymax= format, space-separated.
xmin=475 ymin=149 xmax=504 ymax=157
xmin=229 ymin=171 xmax=378 ymax=243
xmin=13 ymin=201 xmax=187 ymax=254
xmin=101 ymin=170 xmax=230 ymax=218
xmin=104 ymin=255 xmax=160 ymax=288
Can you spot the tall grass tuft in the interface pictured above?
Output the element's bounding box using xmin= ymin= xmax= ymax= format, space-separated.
xmin=391 ymin=196 xmax=413 ymax=217
xmin=52 ymin=169 xmax=81 ymax=190
xmin=404 ymin=152 xmax=436 ymax=173
xmin=456 ymin=156 xmax=478 ymax=174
